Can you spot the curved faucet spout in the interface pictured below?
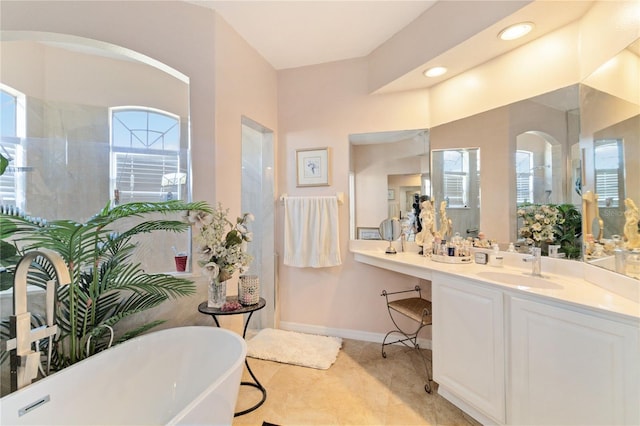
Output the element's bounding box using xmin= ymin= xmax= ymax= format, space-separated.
xmin=13 ymin=249 xmax=71 ymax=316
xmin=523 ymin=247 xmax=543 ymax=277
xmin=7 ymin=249 xmax=71 ymax=391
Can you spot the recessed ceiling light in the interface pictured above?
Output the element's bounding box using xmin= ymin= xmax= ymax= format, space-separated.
xmin=424 ymin=66 xmax=447 ymax=78
xmin=498 ymin=22 xmax=534 ymax=41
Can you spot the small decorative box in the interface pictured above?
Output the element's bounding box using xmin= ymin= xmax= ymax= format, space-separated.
xmin=474 ymin=252 xmax=489 ymax=264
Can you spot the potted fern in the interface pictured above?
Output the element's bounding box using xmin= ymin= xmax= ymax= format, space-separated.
xmin=1 ymin=200 xmax=211 ymax=369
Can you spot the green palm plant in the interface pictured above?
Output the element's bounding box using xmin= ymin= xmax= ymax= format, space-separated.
xmin=0 ymin=200 xmax=212 ymax=368
xmin=554 ymin=203 xmax=582 ymax=259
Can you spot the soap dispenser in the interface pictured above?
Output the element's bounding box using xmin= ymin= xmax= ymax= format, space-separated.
xmin=489 ymin=243 xmax=503 ymax=267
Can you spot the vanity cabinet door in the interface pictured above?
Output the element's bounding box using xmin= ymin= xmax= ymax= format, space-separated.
xmin=508 ymin=296 xmax=640 ymax=425
xmin=432 ymin=274 xmax=505 ymax=424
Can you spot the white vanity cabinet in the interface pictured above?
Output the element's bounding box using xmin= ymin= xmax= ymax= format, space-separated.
xmin=433 ymin=272 xmax=640 ymax=426
xmin=508 ymin=296 xmax=640 ymax=426
xmin=353 ymin=249 xmax=640 ymax=425
xmin=432 ymin=273 xmax=506 ymax=424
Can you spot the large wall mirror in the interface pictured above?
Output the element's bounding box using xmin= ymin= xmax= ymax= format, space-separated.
xmin=0 ymin=32 xmax=191 ymax=273
xmin=349 ymin=129 xmax=429 ymax=240
xmin=511 ymin=85 xmax=582 ymax=257
xmin=580 ymin=38 xmax=640 ymax=279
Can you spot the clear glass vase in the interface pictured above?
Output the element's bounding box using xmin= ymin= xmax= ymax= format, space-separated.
xmin=208 ymin=277 xmax=227 ymax=308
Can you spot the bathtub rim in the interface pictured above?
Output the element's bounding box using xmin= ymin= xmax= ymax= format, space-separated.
xmin=164 ymin=326 xmax=247 ymax=425
xmin=1 ymin=325 xmax=247 ymax=425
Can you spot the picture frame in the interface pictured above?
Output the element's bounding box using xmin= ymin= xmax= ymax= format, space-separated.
xmin=296 ymin=147 xmax=330 ymax=187
xmin=357 ymin=227 xmax=381 ymax=240
xmin=387 ymin=189 xmax=395 ymax=200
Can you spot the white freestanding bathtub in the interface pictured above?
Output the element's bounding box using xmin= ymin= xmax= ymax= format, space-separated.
xmin=0 ymin=326 xmax=247 ymax=425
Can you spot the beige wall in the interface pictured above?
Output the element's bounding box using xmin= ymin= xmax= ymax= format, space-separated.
xmin=277 ymin=57 xmax=430 ymax=334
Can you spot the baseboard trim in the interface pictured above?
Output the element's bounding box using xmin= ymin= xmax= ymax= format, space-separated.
xmin=279 ymin=321 xmax=432 ymax=350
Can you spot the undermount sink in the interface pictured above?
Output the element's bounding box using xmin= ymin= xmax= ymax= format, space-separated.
xmin=475 ymin=270 xmax=563 ymax=290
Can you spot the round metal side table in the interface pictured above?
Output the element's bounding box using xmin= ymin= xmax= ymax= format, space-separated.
xmin=198 ymin=297 xmax=266 ymax=417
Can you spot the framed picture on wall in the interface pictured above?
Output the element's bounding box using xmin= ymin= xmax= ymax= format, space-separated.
xmin=388 ymin=189 xmax=395 ymax=200
xmin=357 ymin=227 xmax=381 ymax=240
xmin=296 ymin=147 xmax=330 ymax=187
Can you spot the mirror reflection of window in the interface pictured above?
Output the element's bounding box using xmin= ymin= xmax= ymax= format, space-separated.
xmin=443 ymin=150 xmax=469 ymax=208
xmin=594 ymin=139 xmax=624 ymax=208
xmin=0 ymin=85 xmax=26 ymax=210
xmin=110 ymin=107 xmax=183 ymax=204
xmin=516 ymin=150 xmax=534 ymax=204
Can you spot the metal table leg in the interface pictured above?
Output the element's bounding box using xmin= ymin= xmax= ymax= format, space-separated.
xmin=205 ymin=309 xmax=267 ymax=416
xmin=234 ymin=310 xmax=267 ymax=417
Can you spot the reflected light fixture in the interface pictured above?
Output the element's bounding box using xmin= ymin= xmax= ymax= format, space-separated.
xmin=498 ymin=22 xmax=534 ymax=41
xmin=423 ymin=66 xmax=447 ymax=78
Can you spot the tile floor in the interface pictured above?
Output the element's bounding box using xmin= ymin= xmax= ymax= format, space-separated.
xmin=233 ymin=338 xmax=479 ymax=425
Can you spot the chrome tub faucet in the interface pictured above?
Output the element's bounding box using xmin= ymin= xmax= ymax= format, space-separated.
xmin=5 ymin=249 xmax=70 ymax=390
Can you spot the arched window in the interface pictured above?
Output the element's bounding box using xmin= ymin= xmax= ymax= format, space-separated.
xmin=0 ymin=85 xmax=26 ymax=209
xmin=110 ymin=107 xmax=183 ymax=203
xmin=516 ymin=150 xmax=534 ymax=204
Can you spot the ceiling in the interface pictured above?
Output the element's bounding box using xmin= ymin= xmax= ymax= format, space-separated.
xmin=187 ymin=0 xmax=437 ymax=70
xmin=188 ymin=0 xmax=594 ymax=92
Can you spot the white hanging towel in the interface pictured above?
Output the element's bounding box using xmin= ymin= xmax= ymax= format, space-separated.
xmin=284 ymin=196 xmax=342 ymax=268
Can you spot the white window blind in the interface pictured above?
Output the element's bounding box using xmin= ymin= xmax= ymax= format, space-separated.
xmin=444 ymin=173 xmax=467 ymax=207
xmin=595 ymin=170 xmax=619 ymax=207
xmin=0 ymin=143 xmax=17 ymax=205
xmin=516 ymin=150 xmax=533 ymax=204
xmin=442 ymin=150 xmax=469 ymax=207
xmin=594 ymin=140 xmax=622 ymax=208
xmin=113 ymin=152 xmax=180 ymax=203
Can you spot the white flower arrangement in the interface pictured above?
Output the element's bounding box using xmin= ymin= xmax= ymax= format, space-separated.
xmin=517 ymin=204 xmax=562 ymax=246
xmin=184 ymin=203 xmax=254 ymax=281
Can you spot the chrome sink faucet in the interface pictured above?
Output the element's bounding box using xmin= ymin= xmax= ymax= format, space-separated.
xmin=5 ymin=249 xmax=70 ymax=390
xmin=523 ymin=247 xmax=542 ymax=277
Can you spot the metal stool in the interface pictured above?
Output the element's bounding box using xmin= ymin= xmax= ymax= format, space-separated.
xmin=381 ymin=285 xmax=432 ymax=393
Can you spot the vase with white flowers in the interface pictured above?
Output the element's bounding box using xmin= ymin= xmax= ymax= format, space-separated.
xmin=185 ymin=203 xmax=254 ymax=308
xmin=517 ymin=203 xmax=562 ymax=255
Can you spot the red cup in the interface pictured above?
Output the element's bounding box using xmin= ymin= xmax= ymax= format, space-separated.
xmin=174 ymin=255 xmax=188 ymax=272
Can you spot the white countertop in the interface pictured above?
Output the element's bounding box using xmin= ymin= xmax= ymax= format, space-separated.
xmin=351 ymin=243 xmax=640 ymax=323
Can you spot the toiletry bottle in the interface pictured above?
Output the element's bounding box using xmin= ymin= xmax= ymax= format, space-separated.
xmin=491 ymin=243 xmax=504 ymax=266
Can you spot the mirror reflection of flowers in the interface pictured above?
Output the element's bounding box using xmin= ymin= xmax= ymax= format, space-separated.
xmin=184 ymin=203 xmax=254 ymax=282
xmin=517 ymin=204 xmax=562 ymax=246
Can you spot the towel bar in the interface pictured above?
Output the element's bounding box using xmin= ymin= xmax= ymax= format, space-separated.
xmin=279 ymin=192 xmax=344 ymax=205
